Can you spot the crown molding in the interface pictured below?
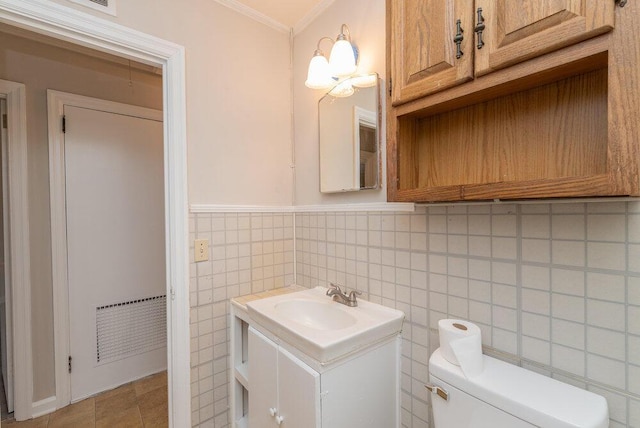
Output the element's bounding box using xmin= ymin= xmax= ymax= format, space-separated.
xmin=293 ymin=0 xmax=337 ymax=35
xmin=212 ymin=0 xmax=290 ymax=33
xmin=211 ymin=0 xmax=339 ymax=35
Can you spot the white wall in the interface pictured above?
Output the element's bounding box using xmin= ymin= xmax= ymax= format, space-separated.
xmin=293 ymin=0 xmax=386 ymax=205
xmin=48 ymin=0 xmax=294 ymax=206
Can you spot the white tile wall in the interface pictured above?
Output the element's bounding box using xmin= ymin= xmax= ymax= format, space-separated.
xmin=294 ymin=202 xmax=640 ymax=428
xmin=189 ymin=201 xmax=640 ymax=428
xmin=189 ymin=212 xmax=294 ymax=428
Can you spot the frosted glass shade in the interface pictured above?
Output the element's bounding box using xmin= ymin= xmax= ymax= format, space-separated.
xmin=329 ymin=80 xmax=354 ymax=98
xmin=329 ymin=39 xmax=357 ymax=77
xmin=305 ymin=54 xmax=334 ymax=89
xmin=351 ymin=74 xmax=377 ymax=88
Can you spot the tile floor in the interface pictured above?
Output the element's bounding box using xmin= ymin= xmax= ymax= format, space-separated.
xmin=1 ymin=375 xmax=9 ymax=421
xmin=3 ymin=371 xmax=167 ymax=428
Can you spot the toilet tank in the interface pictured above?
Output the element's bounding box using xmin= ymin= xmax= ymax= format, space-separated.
xmin=428 ymin=349 xmax=609 ymax=428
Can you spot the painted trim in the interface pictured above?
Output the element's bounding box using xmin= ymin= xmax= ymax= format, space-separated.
xmin=0 ymin=80 xmax=32 ymax=421
xmin=415 ymin=197 xmax=640 ymax=207
xmin=294 ymin=203 xmax=415 ymax=212
xmin=191 ymin=199 xmax=639 ymax=214
xmin=190 ymin=202 xmax=416 ymax=213
xmin=190 ymin=204 xmax=296 ymax=213
xmin=0 ymin=1 xmax=191 ymax=425
xmin=293 ymin=0 xmax=337 ymax=35
xmin=48 ymin=90 xmax=163 ymax=120
xmin=212 ymin=0 xmax=289 ymax=33
xmin=47 ymin=90 xmax=163 ymax=409
xmin=31 ymin=396 xmax=57 ymax=419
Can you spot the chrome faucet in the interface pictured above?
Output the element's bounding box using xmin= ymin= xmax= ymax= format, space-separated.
xmin=326 ymin=283 xmax=362 ymax=307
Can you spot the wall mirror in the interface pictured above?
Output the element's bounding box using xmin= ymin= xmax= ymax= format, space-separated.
xmin=319 ymin=73 xmax=380 ymax=193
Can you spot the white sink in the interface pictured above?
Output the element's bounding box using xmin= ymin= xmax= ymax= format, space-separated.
xmin=246 ymin=287 xmax=404 ymax=363
xmin=274 ymin=299 xmax=358 ymax=330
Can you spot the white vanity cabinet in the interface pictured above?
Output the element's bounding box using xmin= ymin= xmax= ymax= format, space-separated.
xmin=230 ymin=287 xmax=402 ymax=428
xmin=248 ymin=327 xmax=321 ymax=427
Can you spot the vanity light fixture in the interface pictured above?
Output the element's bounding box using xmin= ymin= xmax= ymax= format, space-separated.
xmin=328 ymin=79 xmax=354 ymax=98
xmin=305 ymin=37 xmax=336 ymax=89
xmin=305 ymin=24 xmax=359 ymax=90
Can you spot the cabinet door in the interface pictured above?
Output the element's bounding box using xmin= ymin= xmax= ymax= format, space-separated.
xmin=277 ymin=347 xmax=321 ymax=428
xmin=248 ymin=328 xmax=278 ymax=428
xmin=389 ymin=0 xmax=474 ymax=105
xmin=474 ymin=0 xmax=615 ymax=75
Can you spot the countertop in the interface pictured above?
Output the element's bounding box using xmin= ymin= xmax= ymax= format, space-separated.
xmin=231 ymin=284 xmax=307 ymax=310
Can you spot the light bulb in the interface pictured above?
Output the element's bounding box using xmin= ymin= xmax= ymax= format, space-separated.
xmin=305 ymin=52 xmax=334 ymax=90
xmin=329 ymin=39 xmax=357 ymax=77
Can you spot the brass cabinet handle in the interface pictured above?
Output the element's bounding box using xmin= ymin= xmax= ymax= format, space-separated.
xmin=474 ymin=8 xmax=485 ymax=49
xmin=453 ymin=19 xmax=464 ymax=59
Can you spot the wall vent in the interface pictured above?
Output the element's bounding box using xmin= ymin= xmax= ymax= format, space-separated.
xmin=68 ymin=0 xmax=117 ymax=16
xmin=95 ymin=295 xmax=166 ymax=364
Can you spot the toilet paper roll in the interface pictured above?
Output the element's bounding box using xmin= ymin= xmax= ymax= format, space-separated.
xmin=438 ymin=319 xmax=484 ymax=378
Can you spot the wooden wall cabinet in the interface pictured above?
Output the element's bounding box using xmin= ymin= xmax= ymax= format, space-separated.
xmin=474 ymin=1 xmax=615 ymax=77
xmin=387 ymin=0 xmax=639 ymax=202
xmin=390 ymin=0 xmax=474 ymax=105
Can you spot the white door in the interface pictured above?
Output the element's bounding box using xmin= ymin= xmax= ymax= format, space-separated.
xmin=64 ymin=104 xmax=166 ymax=401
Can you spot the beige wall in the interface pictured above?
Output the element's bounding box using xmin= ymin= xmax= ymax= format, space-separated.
xmin=293 ymin=0 xmax=386 ymax=205
xmin=2 ymin=0 xmax=293 ymax=403
xmin=48 ymin=0 xmax=294 ymax=206
xmin=0 ymin=30 xmax=164 ymax=401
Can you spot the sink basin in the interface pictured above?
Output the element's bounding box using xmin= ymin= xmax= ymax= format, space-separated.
xmin=246 ymin=287 xmax=404 ymax=363
xmin=274 ymin=299 xmax=357 ymax=330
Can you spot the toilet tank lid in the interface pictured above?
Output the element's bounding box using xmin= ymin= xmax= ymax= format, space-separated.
xmin=429 ymin=349 xmax=609 ymax=428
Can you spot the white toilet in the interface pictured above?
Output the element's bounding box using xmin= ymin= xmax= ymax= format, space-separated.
xmin=428 ymin=348 xmax=609 ymax=427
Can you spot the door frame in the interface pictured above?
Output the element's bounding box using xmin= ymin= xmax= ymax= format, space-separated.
xmin=47 ymin=90 xmax=165 ymax=404
xmin=1 ymin=96 xmax=15 ymax=414
xmin=0 ymin=1 xmax=190 ymax=426
xmin=0 ymin=80 xmax=31 ymax=421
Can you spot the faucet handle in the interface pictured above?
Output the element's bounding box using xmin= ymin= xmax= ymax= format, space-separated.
xmin=327 ymin=282 xmax=342 ymax=295
xmin=348 ymin=289 xmax=362 ymax=301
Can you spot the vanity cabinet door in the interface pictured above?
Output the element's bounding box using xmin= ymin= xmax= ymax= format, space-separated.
xmin=248 ymin=328 xmax=278 ymax=427
xmin=474 ymin=0 xmax=615 ymax=76
xmin=248 ymin=327 xmax=321 ymax=428
xmin=277 ymin=347 xmax=321 ymax=428
xmin=389 ymin=0 xmax=474 ymax=105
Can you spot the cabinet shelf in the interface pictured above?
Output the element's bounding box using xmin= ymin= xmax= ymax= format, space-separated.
xmin=234 ymin=415 xmax=248 ymax=428
xmin=393 ymin=67 xmax=611 ymax=202
xmin=234 ymin=363 xmax=249 ymax=390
